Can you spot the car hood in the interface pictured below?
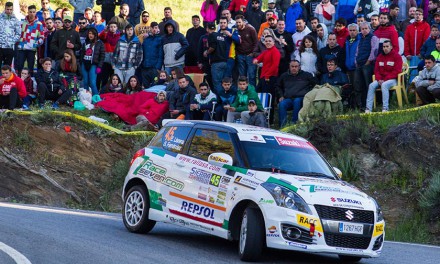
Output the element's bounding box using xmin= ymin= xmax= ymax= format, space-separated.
xmin=258 ymin=173 xmax=375 ymax=211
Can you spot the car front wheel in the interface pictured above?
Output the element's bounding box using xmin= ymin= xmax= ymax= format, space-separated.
xmin=238 ymin=207 xmax=265 ymax=261
xmin=123 ymin=185 xmax=156 ymax=233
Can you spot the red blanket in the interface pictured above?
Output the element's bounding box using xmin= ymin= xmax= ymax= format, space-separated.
xmin=96 ymin=91 xmax=157 ymax=125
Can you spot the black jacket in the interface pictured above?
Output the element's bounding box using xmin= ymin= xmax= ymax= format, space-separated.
xmin=276 ymin=70 xmax=317 ymax=98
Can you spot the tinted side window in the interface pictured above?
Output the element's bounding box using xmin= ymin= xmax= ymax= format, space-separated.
xmin=151 ymin=126 xmax=191 ymax=153
xmin=188 ymin=129 xmax=235 ymax=162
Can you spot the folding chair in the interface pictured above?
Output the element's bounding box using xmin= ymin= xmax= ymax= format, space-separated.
xmin=373 ymin=63 xmax=409 ymax=109
xmin=258 ymin=93 xmax=272 ymax=127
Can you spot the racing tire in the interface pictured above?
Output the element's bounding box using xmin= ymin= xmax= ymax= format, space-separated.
xmin=238 ymin=207 xmax=265 ymax=262
xmin=123 ymin=185 xmax=156 ymax=234
xmin=338 ymin=255 xmax=363 ymax=263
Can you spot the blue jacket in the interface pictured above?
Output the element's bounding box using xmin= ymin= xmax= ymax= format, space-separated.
xmin=345 ymin=35 xmax=361 ymax=71
xmin=420 ymin=37 xmax=437 ymax=59
xmin=142 ymin=34 xmax=164 ymax=70
xmin=285 ymin=3 xmax=304 ymax=34
xmin=321 ymin=70 xmax=349 ymax=86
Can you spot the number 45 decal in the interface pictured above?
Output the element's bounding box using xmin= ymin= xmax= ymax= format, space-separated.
xmin=209 ymin=174 xmax=221 ymax=187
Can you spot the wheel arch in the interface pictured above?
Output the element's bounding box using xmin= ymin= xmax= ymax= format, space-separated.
xmin=228 ymin=199 xmax=265 ymax=241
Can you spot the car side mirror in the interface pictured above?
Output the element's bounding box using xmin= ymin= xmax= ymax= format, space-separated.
xmin=333 ymin=167 xmax=342 ymax=178
xmin=208 ymin=153 xmax=233 ymax=167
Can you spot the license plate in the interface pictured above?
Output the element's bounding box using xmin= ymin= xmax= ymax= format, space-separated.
xmin=339 ymin=223 xmax=364 ymax=234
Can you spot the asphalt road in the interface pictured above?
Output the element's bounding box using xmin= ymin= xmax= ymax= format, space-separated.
xmin=0 ymin=202 xmax=438 ymax=264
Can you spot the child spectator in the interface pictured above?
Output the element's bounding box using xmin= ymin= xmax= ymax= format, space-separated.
xmin=189 ymin=82 xmax=218 ymax=120
xmin=125 ymin=75 xmax=142 ymax=94
xmin=21 ymin=68 xmax=37 ymax=110
xmin=35 ymin=58 xmax=70 ymax=109
xmin=81 ymin=27 xmax=105 ymax=95
xmin=101 ymin=74 xmax=124 ymax=94
xmin=294 ymin=35 xmax=320 ymax=76
xmin=214 ymin=77 xmax=237 ymax=121
xmin=0 ymin=65 xmax=26 ymax=110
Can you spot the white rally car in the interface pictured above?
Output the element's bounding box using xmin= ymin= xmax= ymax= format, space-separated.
xmin=122 ymin=121 xmax=385 ymax=262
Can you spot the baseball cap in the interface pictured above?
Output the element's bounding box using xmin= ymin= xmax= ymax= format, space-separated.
xmin=268 ymin=0 xmax=275 ymax=3
xmin=63 ymin=15 xmax=73 ymax=22
xmin=248 ymin=99 xmax=256 ymax=105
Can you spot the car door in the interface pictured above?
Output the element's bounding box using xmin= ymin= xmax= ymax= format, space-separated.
xmin=171 ymin=127 xmax=237 ymax=229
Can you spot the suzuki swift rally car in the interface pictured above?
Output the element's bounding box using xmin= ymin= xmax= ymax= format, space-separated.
xmin=122 ymin=121 xmax=385 ymax=262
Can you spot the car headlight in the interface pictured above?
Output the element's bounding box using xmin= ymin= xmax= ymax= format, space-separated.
xmin=371 ymin=198 xmax=384 ymax=222
xmin=261 ymin=182 xmax=312 ymax=214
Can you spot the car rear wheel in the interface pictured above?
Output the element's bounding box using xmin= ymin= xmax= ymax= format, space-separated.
xmin=123 ymin=185 xmax=156 ymax=233
xmin=338 ymin=255 xmax=363 ymax=262
xmin=238 ymin=207 xmax=265 ymax=261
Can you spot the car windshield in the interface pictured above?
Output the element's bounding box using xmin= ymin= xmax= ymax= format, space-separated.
xmin=240 ymin=134 xmax=336 ymax=179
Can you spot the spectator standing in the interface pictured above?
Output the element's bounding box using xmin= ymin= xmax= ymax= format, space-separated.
xmin=80 ymin=27 xmax=105 ymax=95
xmin=345 ymin=23 xmax=361 ymax=85
xmin=245 ymin=0 xmax=265 ymax=33
xmin=159 ymin=7 xmax=180 ymax=35
xmin=318 ymin=32 xmax=346 ymax=74
xmin=334 ymin=18 xmax=349 ymax=48
xmin=314 ymin=0 xmax=336 ymax=32
xmin=236 ymin=15 xmax=258 ymax=87
xmin=121 ymin=0 xmax=144 ymax=26
xmin=109 ymin=3 xmax=130 ymax=33
xmin=69 ymin=0 xmax=94 ymax=23
xmin=36 ymin=0 xmax=54 ymax=23
xmin=135 ymin=11 xmax=150 ymax=43
xmin=285 ymin=0 xmax=306 ymax=34
xmin=92 ymin=11 xmax=106 ymax=33
xmin=404 ymin=8 xmax=431 ymax=65
xmin=365 ymin=40 xmax=402 ymax=112
xmin=201 ymin=0 xmax=218 ymax=29
xmin=354 ymin=22 xmax=379 ymax=110
xmin=0 ymin=2 xmax=21 ymax=67
xmin=276 ymin=60 xmax=317 ymax=127
xmin=141 ymin=22 xmax=164 ymax=88
xmin=0 ymin=65 xmax=26 ymax=110
xmin=162 ymin=20 xmax=188 ymax=75
xmin=112 ymin=24 xmax=143 ymax=84
xmin=189 ymin=82 xmax=217 ymax=120
xmin=186 ymin=15 xmax=206 ymax=67
xmin=50 ymin=15 xmax=81 ymax=61
xmin=96 ymin=0 xmax=120 ymax=24
xmin=415 ymin=55 xmax=440 ymax=104
xmin=17 ymin=5 xmax=44 ymax=75
xmin=98 ymin=21 xmax=120 ymax=90
xmin=353 ymin=0 xmax=379 ymax=21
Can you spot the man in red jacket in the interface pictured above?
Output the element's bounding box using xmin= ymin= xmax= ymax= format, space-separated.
xmin=365 ymin=40 xmax=402 ymax=113
xmin=0 ymin=65 xmax=27 ymax=110
xmin=404 ymin=8 xmax=430 ymax=65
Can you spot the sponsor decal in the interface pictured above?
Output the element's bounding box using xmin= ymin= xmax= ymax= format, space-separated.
xmin=198 ymin=193 xmax=207 ymax=201
xmin=234 ymin=176 xmax=260 ymax=189
xmin=296 ymin=214 xmax=323 ymax=232
xmin=259 ymin=198 xmax=275 ymax=204
xmin=331 ymin=197 xmax=363 ymax=205
xmin=373 ymin=223 xmax=384 ymax=237
xmin=285 ymin=241 xmax=307 ymax=249
xmin=275 ymin=136 xmax=314 ymax=149
xmin=178 ymin=156 xmax=221 ymax=172
xmin=189 ymin=167 xmax=212 ymax=185
xmin=237 ymin=134 xmax=266 ymax=143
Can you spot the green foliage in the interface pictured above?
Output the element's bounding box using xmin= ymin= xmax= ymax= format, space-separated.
xmin=419 ymin=171 xmax=440 ymax=210
xmin=331 ymin=150 xmax=360 ymax=182
xmin=386 ymin=210 xmax=431 ymax=244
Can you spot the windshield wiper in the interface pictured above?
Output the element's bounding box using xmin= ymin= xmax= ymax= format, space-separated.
xmin=291 ymin=172 xmax=334 ymax=179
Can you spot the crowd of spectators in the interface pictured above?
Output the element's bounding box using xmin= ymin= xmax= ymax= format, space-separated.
xmin=1 ymin=0 xmax=440 ymax=130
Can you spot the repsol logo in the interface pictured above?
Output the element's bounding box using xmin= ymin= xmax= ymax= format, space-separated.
xmin=181 ymin=201 xmax=215 ymax=219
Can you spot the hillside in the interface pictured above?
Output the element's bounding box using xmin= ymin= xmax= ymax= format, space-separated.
xmin=0 ymin=108 xmax=439 ymax=245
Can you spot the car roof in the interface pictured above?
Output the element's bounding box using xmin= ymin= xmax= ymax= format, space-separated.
xmin=162 ymin=120 xmax=308 ymax=142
